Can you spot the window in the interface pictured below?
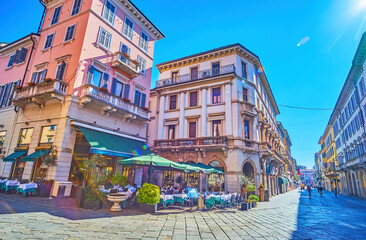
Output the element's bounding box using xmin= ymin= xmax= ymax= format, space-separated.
xmin=51 ymin=6 xmax=62 ymax=25
xmin=123 ymin=17 xmax=134 ymax=40
xmin=169 ymin=95 xmax=177 ymax=110
xmin=7 ymin=55 xmax=15 ymax=68
xmin=243 ymin=88 xmax=248 ymax=101
xmin=168 ymin=125 xmax=175 ymax=139
xmin=87 ymin=66 xmax=103 ymax=87
xmin=103 ymin=0 xmax=116 ymax=25
xmin=18 ymin=128 xmax=34 ymax=146
xmin=190 ymin=91 xmax=198 ymax=107
xmin=212 ymin=120 xmax=221 ymax=137
xmin=359 ymin=77 xmax=366 ymax=98
xmin=134 ymin=89 xmax=142 ymax=106
xmin=133 ymin=89 xmax=146 ymax=107
xmin=191 ymin=67 xmax=198 ymax=80
xmin=39 ymin=125 xmax=57 ymax=145
xmin=14 ymin=47 xmax=28 ymax=64
xmin=189 ymin=122 xmax=197 ymax=138
xmin=244 ymin=120 xmax=250 ymax=139
xmin=98 ymin=28 xmax=111 ymax=49
xmin=31 ymin=69 xmax=48 ymax=84
xmin=137 ymin=56 xmax=146 ymax=74
xmin=65 ymin=25 xmax=76 ymax=42
xmin=139 ymin=31 xmax=148 ymax=52
xmin=119 ymin=43 xmax=131 ymax=63
xmin=44 ymin=33 xmax=55 ymax=49
xmin=212 ymin=62 xmax=220 ymax=76
xmin=71 ymin=0 xmax=82 ymax=16
xmin=111 ymin=78 xmax=124 ymax=97
xmin=55 ymin=61 xmax=67 ymax=80
xmin=0 ymin=131 xmax=6 ymax=148
xmin=241 ymin=61 xmax=247 ymax=79
xmin=171 ymin=71 xmax=178 ymax=83
xmin=212 ymin=87 xmax=221 ymax=104
xmin=2 ymin=81 xmax=19 ymax=107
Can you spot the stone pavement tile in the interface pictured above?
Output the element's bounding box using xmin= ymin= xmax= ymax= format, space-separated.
xmin=141 ymin=238 xmax=157 ymax=240
xmin=172 ymin=234 xmax=186 ymax=240
xmin=201 ymin=232 xmax=215 ymax=239
xmin=173 ymin=229 xmax=186 ymax=235
xmin=158 ymin=236 xmax=172 ymax=240
xmin=127 ymin=231 xmax=144 ymax=239
xmin=186 ymin=236 xmax=201 ymax=240
xmin=144 ymin=231 xmax=161 ymax=238
xmin=160 ymin=230 xmax=173 ymax=236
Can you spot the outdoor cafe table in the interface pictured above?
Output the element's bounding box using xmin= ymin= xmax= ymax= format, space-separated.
xmin=173 ymin=193 xmax=188 ymax=206
xmin=0 ymin=179 xmax=9 ymax=191
xmin=5 ymin=180 xmax=19 ymax=192
xmin=17 ymin=183 xmax=38 ymax=196
xmin=160 ymin=195 xmax=174 ymax=208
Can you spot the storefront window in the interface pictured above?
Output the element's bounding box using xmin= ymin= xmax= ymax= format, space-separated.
xmin=12 ymin=158 xmax=25 ymax=179
xmin=0 ymin=131 xmax=6 ymax=148
xmin=208 ymin=160 xmax=225 ymax=192
xmin=18 ymin=128 xmax=33 ymax=146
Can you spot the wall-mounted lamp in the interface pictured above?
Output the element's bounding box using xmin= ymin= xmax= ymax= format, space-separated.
xmin=25 ymin=122 xmax=29 ymax=126
xmin=0 ymin=124 xmax=4 ymax=128
xmin=47 ymin=119 xmax=51 ymax=123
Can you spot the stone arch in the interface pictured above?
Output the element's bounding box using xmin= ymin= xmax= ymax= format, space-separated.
xmin=242 ymin=161 xmax=255 ymax=180
xmin=203 ymin=155 xmax=227 ymax=172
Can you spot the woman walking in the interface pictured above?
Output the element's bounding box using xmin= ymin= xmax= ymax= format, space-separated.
xmin=307 ymin=185 xmax=312 ymax=198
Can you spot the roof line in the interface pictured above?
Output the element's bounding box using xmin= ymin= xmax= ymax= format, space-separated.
xmin=0 ymin=32 xmax=40 ymax=51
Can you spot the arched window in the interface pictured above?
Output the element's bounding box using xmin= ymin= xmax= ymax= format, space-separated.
xmin=243 ymin=162 xmax=254 ymax=179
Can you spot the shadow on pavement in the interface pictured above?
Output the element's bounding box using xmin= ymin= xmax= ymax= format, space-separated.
xmin=291 ymin=189 xmax=366 ymax=240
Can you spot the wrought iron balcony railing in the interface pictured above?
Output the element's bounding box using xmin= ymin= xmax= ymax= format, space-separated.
xmin=154 ymin=136 xmax=227 ymax=148
xmin=155 ymin=64 xmax=235 ymax=88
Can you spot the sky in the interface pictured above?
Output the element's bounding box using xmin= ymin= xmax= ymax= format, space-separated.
xmin=1 ymin=0 xmax=366 ymax=168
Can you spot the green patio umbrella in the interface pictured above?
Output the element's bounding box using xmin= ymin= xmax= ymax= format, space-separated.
xmin=121 ymin=154 xmax=187 ymax=171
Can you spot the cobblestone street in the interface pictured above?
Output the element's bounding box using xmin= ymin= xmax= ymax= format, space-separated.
xmin=0 ymin=189 xmax=365 ymax=240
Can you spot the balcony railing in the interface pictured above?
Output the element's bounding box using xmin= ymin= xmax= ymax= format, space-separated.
xmin=13 ymin=79 xmax=68 ymax=105
xmin=155 ymin=64 xmax=235 ymax=88
xmin=154 ymin=136 xmax=227 ymax=148
xmin=111 ymin=52 xmax=140 ymax=78
xmin=81 ymin=84 xmax=149 ymax=119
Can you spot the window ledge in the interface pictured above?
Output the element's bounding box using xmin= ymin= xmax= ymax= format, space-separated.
xmin=15 ymin=61 xmax=26 ymax=67
xmin=184 ymin=106 xmax=201 ymax=110
xmin=166 ymin=109 xmax=179 ymax=113
xmin=207 ymin=103 xmax=225 ymax=107
xmin=41 ymin=48 xmax=51 ymax=53
xmin=5 ymin=66 xmax=13 ymax=71
xmin=95 ymin=43 xmax=111 ymax=54
xmin=62 ymin=39 xmax=74 ymax=46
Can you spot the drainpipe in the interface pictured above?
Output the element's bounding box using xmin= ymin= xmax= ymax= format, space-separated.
xmin=20 ymin=34 xmax=36 ymax=88
xmin=38 ymin=0 xmax=46 ymax=34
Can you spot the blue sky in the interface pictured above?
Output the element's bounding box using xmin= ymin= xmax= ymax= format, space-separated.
xmin=2 ymin=0 xmax=366 ymax=168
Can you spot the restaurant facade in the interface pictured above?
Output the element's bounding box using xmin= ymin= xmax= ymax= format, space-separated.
xmin=0 ymin=0 xmax=163 ymax=196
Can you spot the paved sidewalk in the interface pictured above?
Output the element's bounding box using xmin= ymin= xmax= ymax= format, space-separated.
xmin=0 ymin=189 xmax=365 ymax=239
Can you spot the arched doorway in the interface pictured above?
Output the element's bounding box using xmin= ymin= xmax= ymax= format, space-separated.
xmin=208 ymin=160 xmax=225 ymax=192
xmin=243 ymin=162 xmax=254 ymax=180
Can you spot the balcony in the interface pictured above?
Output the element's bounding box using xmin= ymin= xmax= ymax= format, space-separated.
xmin=111 ymin=52 xmax=140 ymax=78
xmin=259 ymin=142 xmax=273 ymax=157
xmin=241 ymin=101 xmax=257 ymax=118
xmin=154 ymin=136 xmax=227 ymax=150
xmin=155 ymin=64 xmax=235 ymax=88
xmin=13 ymin=79 xmax=68 ymax=108
xmin=80 ymin=84 xmax=149 ymax=120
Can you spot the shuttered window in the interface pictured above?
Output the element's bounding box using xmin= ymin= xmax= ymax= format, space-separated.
xmin=7 ymin=55 xmax=15 ymax=68
xmin=98 ymin=27 xmax=111 ymax=49
xmin=123 ymin=17 xmax=134 ymax=40
xmin=169 ymin=95 xmax=177 ymax=110
xmin=134 ymin=89 xmax=142 ymax=106
xmin=51 ymin=6 xmax=62 ymax=25
xmin=190 ymin=91 xmax=198 ymax=107
xmin=56 ymin=61 xmax=67 ymax=80
xmin=189 ymin=122 xmax=197 ymax=138
xmin=44 ymin=34 xmax=55 ymax=49
xmin=103 ymin=0 xmax=116 ymax=25
xmin=137 ymin=56 xmax=146 ymax=74
xmin=65 ymin=25 xmax=76 ymax=42
xmin=71 ymin=0 xmax=82 ymax=16
xmin=139 ymin=31 xmax=148 ymax=52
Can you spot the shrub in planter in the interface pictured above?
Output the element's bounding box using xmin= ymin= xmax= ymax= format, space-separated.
xmin=247 ymin=184 xmax=256 ymax=196
xmin=83 ymin=186 xmax=106 ymax=209
xmin=38 ymin=179 xmax=54 ymax=197
xmin=138 ymin=183 xmax=160 ymax=213
xmin=248 ymin=195 xmax=259 ymax=207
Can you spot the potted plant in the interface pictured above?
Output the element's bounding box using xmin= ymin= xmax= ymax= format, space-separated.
xmin=27 ymin=82 xmax=36 ymax=86
xmin=248 ymin=195 xmax=259 ymax=208
xmin=44 ymin=78 xmax=53 ymax=82
xmin=16 ymin=85 xmax=22 ymax=90
xmin=133 ymin=60 xmax=140 ymax=65
xmin=123 ymin=98 xmax=130 ymax=102
xmin=241 ymin=175 xmax=252 ymax=199
xmin=138 ymin=183 xmax=160 ymax=213
xmin=142 ymin=107 xmax=149 ymax=111
xmin=110 ymin=173 xmax=127 ymax=187
xmin=100 ymin=87 xmax=108 ymax=93
xmin=122 ymin=52 xmax=130 ymax=58
xmin=83 ymin=185 xmax=106 ymax=209
xmin=38 ymin=179 xmax=54 ymax=197
xmin=259 ymin=184 xmax=264 ymax=202
xmin=247 ymin=184 xmax=256 ymax=196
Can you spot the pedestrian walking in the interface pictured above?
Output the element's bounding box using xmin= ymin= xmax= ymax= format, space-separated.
xmin=334 ymin=186 xmax=338 ymax=198
xmin=307 ymin=185 xmax=312 ymax=198
xmin=319 ymin=186 xmax=323 ymax=197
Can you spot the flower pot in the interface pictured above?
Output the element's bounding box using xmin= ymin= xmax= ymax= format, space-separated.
xmin=133 ymin=60 xmax=140 ymax=65
xmin=122 ymin=53 xmax=130 ymax=58
xmin=16 ymin=86 xmax=22 ymax=90
xmin=44 ymin=78 xmax=53 ymax=82
xmin=259 ymin=188 xmax=264 ymax=202
xmin=38 ymin=182 xmax=53 ymax=197
xmin=83 ymin=199 xmax=102 ymax=209
xmin=100 ymin=87 xmax=108 ymax=93
xmin=27 ymin=82 xmax=36 ymax=86
xmin=139 ymin=203 xmax=157 ymax=213
xmin=75 ymin=187 xmax=85 ymax=208
xmin=240 ymin=202 xmax=250 ymax=211
xmin=123 ymin=98 xmax=130 ymax=102
xmin=107 ymin=193 xmax=127 ymax=212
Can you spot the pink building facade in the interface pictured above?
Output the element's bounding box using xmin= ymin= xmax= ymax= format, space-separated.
xmin=0 ymin=0 xmax=163 ymax=196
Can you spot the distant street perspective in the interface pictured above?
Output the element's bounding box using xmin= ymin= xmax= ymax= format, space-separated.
xmin=1 ymin=189 xmax=365 ymax=240
xmin=1 ymin=0 xmax=366 ymax=239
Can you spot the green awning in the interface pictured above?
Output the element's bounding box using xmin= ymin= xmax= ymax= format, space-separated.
xmin=23 ymin=150 xmax=49 ymax=162
xmin=2 ymin=150 xmax=27 ymax=162
xmin=121 ymin=154 xmax=187 ymax=171
xmin=78 ymin=127 xmax=152 ymax=158
xmin=278 ymin=176 xmax=289 ymax=185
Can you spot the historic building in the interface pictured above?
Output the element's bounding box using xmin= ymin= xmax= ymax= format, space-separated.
xmin=0 ymin=0 xmax=163 ymax=196
xmin=314 ymin=151 xmax=326 ymax=188
xmin=0 ymin=33 xmax=39 ymax=178
xmin=299 ymin=168 xmax=316 ymax=186
xmin=148 ymin=43 xmax=292 ymax=196
xmin=323 ymin=32 xmax=366 ymax=198
xmin=318 ymin=126 xmax=340 ymax=191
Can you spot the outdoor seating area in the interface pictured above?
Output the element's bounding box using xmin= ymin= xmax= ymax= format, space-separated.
xmin=0 ymin=179 xmax=38 ymax=197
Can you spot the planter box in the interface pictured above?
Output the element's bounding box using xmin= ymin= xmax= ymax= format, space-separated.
xmin=139 ymin=203 xmax=157 ymax=213
xmin=38 ymin=183 xmax=53 ymax=197
xmin=240 ymin=202 xmax=250 ymax=211
xmin=75 ymin=187 xmax=85 ymax=208
xmin=251 ymin=202 xmax=256 ymax=208
xmin=83 ymin=199 xmax=102 ymax=209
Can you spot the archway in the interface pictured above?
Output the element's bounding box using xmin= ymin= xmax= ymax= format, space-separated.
xmin=352 ymin=172 xmax=359 ymax=196
xmin=208 ymin=160 xmax=225 ymax=192
xmin=243 ymin=161 xmax=255 ymax=180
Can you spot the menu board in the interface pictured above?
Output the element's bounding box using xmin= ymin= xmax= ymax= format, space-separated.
xmin=186 ymin=187 xmax=199 ymax=198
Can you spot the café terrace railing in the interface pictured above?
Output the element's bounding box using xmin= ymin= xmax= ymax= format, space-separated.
xmin=155 ymin=64 xmax=235 ymax=88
